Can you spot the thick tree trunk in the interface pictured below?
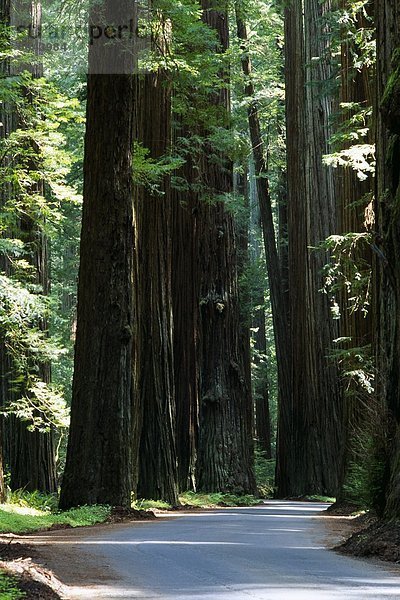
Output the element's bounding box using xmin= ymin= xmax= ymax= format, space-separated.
xmin=374 ymin=0 xmax=400 ymax=519
xmin=59 ymin=0 xmax=134 ymax=509
xmin=282 ymin=0 xmax=344 ymax=496
xmin=335 ymin=1 xmax=374 ymax=504
xmin=196 ymin=0 xmax=256 ymax=494
xmin=134 ymin=71 xmax=179 ymax=505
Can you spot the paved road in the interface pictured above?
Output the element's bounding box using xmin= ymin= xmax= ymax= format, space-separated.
xmin=34 ymin=501 xmax=400 ymax=599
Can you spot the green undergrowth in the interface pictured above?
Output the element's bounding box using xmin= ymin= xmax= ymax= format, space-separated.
xmin=304 ymin=495 xmax=336 ymax=503
xmin=134 ymin=491 xmax=261 ymax=510
xmin=0 ymin=570 xmax=25 ymax=599
xmin=180 ymin=491 xmax=260 ymax=507
xmin=0 ymin=490 xmax=111 ymax=534
xmin=134 ymin=498 xmax=172 ymax=510
xmin=254 ymin=451 xmax=276 ymax=498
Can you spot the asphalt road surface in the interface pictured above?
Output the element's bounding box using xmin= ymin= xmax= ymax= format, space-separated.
xmin=34 ymin=501 xmax=400 ymax=599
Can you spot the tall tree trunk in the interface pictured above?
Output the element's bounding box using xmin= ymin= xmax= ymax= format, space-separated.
xmin=196 ymin=0 xmax=255 ymax=494
xmin=253 ymin=307 xmax=272 ymax=458
xmin=59 ymin=0 xmax=135 ymax=509
xmin=134 ymin=69 xmax=179 ymax=505
xmin=374 ymin=0 xmax=400 ymax=519
xmin=336 ymin=0 xmax=374 ymax=504
xmin=171 ymin=149 xmax=199 ymax=491
xmin=236 ymin=166 xmax=256 ymax=465
xmin=235 ymin=0 xmax=290 ymax=486
xmin=283 ymin=0 xmax=343 ymax=496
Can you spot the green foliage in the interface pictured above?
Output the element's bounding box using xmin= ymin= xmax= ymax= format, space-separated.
xmin=0 ymin=500 xmax=111 ymax=534
xmin=254 ymin=450 xmax=275 ymax=498
xmin=320 ymin=232 xmax=372 ymax=320
xmin=133 ymin=499 xmax=172 ymax=510
xmin=0 ymin=274 xmax=69 ymax=431
xmin=325 ymin=1 xmax=375 ymax=72
xmin=179 ymin=491 xmax=260 ymax=507
xmin=133 ymin=492 xmax=260 ymax=510
xmin=0 ymin=571 xmax=25 ymax=600
xmin=133 ymin=143 xmax=184 ymax=193
xmin=324 ymin=103 xmax=375 ymax=181
xmin=7 ymin=489 xmax=59 ymax=513
xmin=305 ymin=495 xmax=336 ymax=503
xmin=343 ymin=427 xmax=388 ymax=513
xmin=0 ymin=45 xmax=82 ymax=436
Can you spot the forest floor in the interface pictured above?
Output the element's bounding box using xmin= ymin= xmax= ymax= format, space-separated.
xmin=2 ymin=501 xmax=400 ymax=598
xmin=324 ymin=503 xmax=400 ymax=563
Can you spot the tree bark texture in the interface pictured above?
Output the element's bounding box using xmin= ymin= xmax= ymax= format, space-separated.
xmin=171 ymin=149 xmax=199 ymax=491
xmin=195 ymin=0 xmax=256 ymax=494
xmin=374 ymin=0 xmax=400 ymax=519
xmin=59 ymin=0 xmax=134 ymax=509
xmin=335 ymin=0 xmax=374 ymax=503
xmin=134 ymin=71 xmax=179 ymax=505
xmin=282 ymin=0 xmax=344 ymax=496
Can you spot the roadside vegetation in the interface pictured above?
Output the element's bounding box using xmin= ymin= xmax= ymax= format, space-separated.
xmin=0 ymin=491 xmax=111 ymax=535
xmin=0 ymin=571 xmax=25 ymax=600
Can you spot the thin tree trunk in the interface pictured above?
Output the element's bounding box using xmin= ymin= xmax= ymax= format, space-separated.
xmin=253 ymin=308 xmax=272 ymax=458
xmin=171 ymin=150 xmax=199 ymax=491
xmin=235 ymin=0 xmax=291 ymax=492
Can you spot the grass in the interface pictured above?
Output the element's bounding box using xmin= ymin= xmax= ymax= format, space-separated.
xmin=0 ymin=571 xmax=25 ymax=600
xmin=180 ymin=491 xmax=260 ymax=507
xmin=305 ymin=495 xmax=336 ymax=503
xmin=0 ymin=491 xmax=111 ymax=535
xmin=133 ymin=491 xmax=261 ymax=511
xmin=134 ymin=498 xmax=171 ymax=510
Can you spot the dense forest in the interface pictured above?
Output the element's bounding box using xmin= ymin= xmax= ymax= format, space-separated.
xmin=0 ymin=0 xmax=399 ymax=524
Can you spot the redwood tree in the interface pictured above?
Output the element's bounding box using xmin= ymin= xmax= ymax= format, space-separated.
xmin=279 ymin=0 xmax=344 ymax=496
xmin=374 ymin=0 xmax=400 ymax=519
xmin=59 ymin=0 xmax=135 ymax=509
xmin=195 ymin=0 xmax=256 ymax=494
xmin=134 ymin=68 xmax=179 ymax=505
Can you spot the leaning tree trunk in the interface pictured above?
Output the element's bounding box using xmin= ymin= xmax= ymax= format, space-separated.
xmin=59 ymin=0 xmax=135 ymax=509
xmin=195 ymin=0 xmax=256 ymax=494
xmin=134 ymin=69 xmax=179 ymax=505
xmin=374 ymin=0 xmax=400 ymax=519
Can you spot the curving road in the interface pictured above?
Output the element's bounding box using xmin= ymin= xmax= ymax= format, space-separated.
xmin=33 ymin=501 xmax=400 ymax=599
